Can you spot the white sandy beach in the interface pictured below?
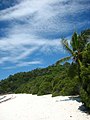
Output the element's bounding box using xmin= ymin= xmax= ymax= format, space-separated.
xmin=0 ymin=94 xmax=89 ymax=120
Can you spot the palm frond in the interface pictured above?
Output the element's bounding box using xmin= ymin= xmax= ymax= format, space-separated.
xmin=71 ymin=32 xmax=79 ymax=51
xmin=77 ymin=59 xmax=83 ymax=67
xmin=62 ymin=39 xmax=74 ymax=55
xmin=81 ymin=29 xmax=90 ymax=40
xmin=56 ymin=56 xmax=72 ymax=65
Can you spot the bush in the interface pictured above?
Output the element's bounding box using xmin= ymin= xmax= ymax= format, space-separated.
xmin=80 ymin=66 xmax=90 ymax=109
xmin=52 ymin=77 xmax=79 ymax=97
xmin=80 ymin=87 xmax=90 ymax=108
xmin=37 ymin=82 xmax=52 ymax=95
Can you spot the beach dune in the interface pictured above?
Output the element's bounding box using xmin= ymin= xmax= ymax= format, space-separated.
xmin=0 ymin=94 xmax=89 ymax=120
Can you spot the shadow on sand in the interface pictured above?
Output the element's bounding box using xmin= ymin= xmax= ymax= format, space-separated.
xmin=0 ymin=95 xmax=16 ymax=104
xmin=56 ymin=96 xmax=90 ymax=114
xmin=78 ymin=105 xmax=90 ymax=114
xmin=58 ymin=96 xmax=81 ymax=102
xmin=69 ymin=96 xmax=81 ymax=102
xmin=0 ymin=96 xmax=6 ymax=100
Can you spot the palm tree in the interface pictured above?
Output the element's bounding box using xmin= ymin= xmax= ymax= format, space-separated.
xmin=56 ymin=32 xmax=82 ymax=66
xmin=57 ymin=29 xmax=90 ymax=65
xmin=56 ymin=31 xmax=89 ymax=81
xmin=56 ymin=30 xmax=90 ymax=81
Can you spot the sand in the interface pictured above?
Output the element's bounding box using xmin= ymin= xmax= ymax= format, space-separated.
xmin=0 ymin=94 xmax=89 ymax=120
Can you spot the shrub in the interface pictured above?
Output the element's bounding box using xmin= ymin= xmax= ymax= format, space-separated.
xmin=37 ymin=82 xmax=52 ymax=95
xmin=80 ymin=66 xmax=90 ymax=109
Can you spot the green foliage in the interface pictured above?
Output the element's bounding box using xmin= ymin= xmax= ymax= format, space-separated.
xmin=60 ymin=77 xmax=79 ymax=96
xmin=80 ymin=88 xmax=90 ymax=108
xmin=58 ymin=29 xmax=90 ymax=109
xmin=68 ymin=63 xmax=78 ymax=78
xmin=0 ymin=61 xmax=79 ymax=96
xmin=71 ymin=32 xmax=79 ymax=51
xmin=0 ymin=29 xmax=90 ymax=110
xmin=38 ymin=81 xmax=52 ymax=95
xmin=52 ymin=76 xmax=79 ymax=97
xmin=80 ymin=45 xmax=90 ymax=109
xmin=82 ymin=43 xmax=90 ymax=66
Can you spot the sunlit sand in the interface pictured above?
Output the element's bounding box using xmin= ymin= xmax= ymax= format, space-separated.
xmin=0 ymin=94 xmax=89 ymax=120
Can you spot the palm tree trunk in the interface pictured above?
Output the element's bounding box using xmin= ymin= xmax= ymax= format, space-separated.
xmin=77 ymin=63 xmax=82 ymax=93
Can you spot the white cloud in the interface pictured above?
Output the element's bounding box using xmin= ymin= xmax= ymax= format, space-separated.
xmin=0 ymin=31 xmax=62 ymax=65
xmin=0 ymin=0 xmax=89 ymax=68
xmin=0 ymin=0 xmax=54 ymax=20
xmin=17 ymin=60 xmax=42 ymax=67
xmin=3 ymin=60 xmax=42 ymax=69
xmin=0 ymin=0 xmax=89 ymax=21
xmin=0 ymin=47 xmax=38 ymax=64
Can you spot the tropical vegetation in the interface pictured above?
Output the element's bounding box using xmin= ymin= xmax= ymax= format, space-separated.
xmin=0 ymin=29 xmax=90 ymax=109
xmin=57 ymin=29 xmax=90 ymax=109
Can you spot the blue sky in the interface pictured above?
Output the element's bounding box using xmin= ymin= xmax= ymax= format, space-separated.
xmin=0 ymin=0 xmax=90 ymax=80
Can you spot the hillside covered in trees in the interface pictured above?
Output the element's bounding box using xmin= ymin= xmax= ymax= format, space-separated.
xmin=0 ymin=29 xmax=90 ymax=109
xmin=0 ymin=62 xmax=79 ymax=96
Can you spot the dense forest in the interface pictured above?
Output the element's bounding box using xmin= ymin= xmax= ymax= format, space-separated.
xmin=0 ymin=62 xmax=79 ymax=96
xmin=0 ymin=29 xmax=90 ymax=109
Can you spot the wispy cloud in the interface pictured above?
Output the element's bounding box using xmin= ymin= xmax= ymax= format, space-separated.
xmin=0 ymin=0 xmax=90 ymax=21
xmin=3 ymin=60 xmax=42 ymax=69
xmin=0 ymin=32 xmax=61 ymax=65
xmin=0 ymin=0 xmax=90 ymax=68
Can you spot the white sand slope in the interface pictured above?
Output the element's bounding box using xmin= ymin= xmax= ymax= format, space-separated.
xmin=0 ymin=94 xmax=89 ymax=120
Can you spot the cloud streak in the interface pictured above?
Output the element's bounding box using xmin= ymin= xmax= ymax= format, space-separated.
xmin=0 ymin=32 xmax=62 ymax=65
xmin=0 ymin=0 xmax=90 ymax=68
xmin=3 ymin=60 xmax=42 ymax=69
